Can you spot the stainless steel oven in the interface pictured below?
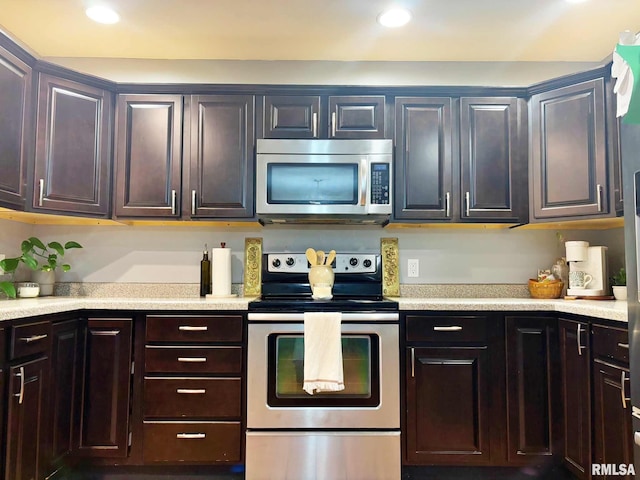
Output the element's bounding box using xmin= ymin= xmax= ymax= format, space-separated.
xmin=246 ymin=313 xmax=400 ymax=480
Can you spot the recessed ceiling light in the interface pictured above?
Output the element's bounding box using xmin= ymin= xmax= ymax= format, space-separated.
xmin=565 ymin=0 xmax=589 ymax=3
xmin=86 ymin=5 xmax=120 ymax=24
xmin=377 ymin=8 xmax=411 ymax=28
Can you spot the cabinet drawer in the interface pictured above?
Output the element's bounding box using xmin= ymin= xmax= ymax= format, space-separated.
xmin=145 ymin=346 xmax=242 ymax=374
xmin=146 ymin=315 xmax=242 ymax=343
xmin=144 ymin=377 xmax=241 ymax=418
xmin=143 ymin=421 xmax=241 ymax=463
xmin=406 ymin=316 xmax=487 ymax=343
xmin=592 ymin=324 xmax=629 ymax=364
xmin=10 ymin=321 xmax=51 ymax=360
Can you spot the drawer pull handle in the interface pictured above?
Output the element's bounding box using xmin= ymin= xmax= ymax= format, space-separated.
xmin=176 ymin=433 xmax=206 ymax=439
xmin=20 ymin=334 xmax=48 ymax=343
xmin=179 ymin=325 xmax=208 ymax=332
xmin=14 ymin=366 xmax=25 ymax=405
xmin=177 ymin=388 xmax=206 ymax=394
xmin=177 ymin=357 xmax=207 ymax=363
xmin=618 ymin=342 xmax=629 ymax=349
xmin=433 ymin=326 xmax=462 ymax=332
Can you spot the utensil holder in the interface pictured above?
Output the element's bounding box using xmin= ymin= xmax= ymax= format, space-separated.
xmin=309 ymin=265 xmax=335 ymax=299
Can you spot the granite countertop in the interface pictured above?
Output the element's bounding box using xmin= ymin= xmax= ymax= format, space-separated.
xmin=0 ymin=295 xmax=628 ymax=323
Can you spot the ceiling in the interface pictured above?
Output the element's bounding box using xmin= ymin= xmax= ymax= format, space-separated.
xmin=1 ymin=0 xmax=639 ymax=63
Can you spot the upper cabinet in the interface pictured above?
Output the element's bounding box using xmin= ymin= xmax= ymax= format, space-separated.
xmin=394 ymin=96 xmax=527 ymax=224
xmin=529 ymin=78 xmax=609 ymax=221
xmin=34 ymin=74 xmax=113 ymax=216
xmin=261 ymin=94 xmax=385 ymax=139
xmin=394 ymin=97 xmax=455 ymax=221
xmin=114 ymin=95 xmax=183 ymax=218
xmin=184 ymin=94 xmax=255 ymax=219
xmin=0 ymin=45 xmax=32 ymax=210
xmin=460 ymin=97 xmax=527 ymax=223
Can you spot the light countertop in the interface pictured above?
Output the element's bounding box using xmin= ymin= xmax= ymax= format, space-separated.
xmin=0 ymin=296 xmax=628 ymax=323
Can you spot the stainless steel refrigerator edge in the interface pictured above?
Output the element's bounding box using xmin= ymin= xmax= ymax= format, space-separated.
xmin=621 ymin=122 xmax=640 ymax=461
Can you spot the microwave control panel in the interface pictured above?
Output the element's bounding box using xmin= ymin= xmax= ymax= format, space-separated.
xmin=371 ymin=163 xmax=390 ymax=205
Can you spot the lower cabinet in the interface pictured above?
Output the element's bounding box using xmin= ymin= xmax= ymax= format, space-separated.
xmin=6 ymin=356 xmax=49 ymax=480
xmin=505 ymin=316 xmax=559 ymax=464
xmin=75 ymin=317 xmax=133 ymax=458
xmin=558 ymin=318 xmax=591 ymax=479
xmin=591 ymin=323 xmax=633 ymax=479
xmin=47 ymin=319 xmax=82 ymax=474
xmin=142 ymin=314 xmax=244 ymax=464
xmin=404 ymin=314 xmax=493 ymax=465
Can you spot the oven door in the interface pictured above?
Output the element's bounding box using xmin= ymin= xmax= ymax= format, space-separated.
xmin=247 ymin=320 xmax=399 ymax=429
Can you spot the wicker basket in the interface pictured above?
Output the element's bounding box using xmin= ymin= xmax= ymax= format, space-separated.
xmin=528 ymin=279 xmax=564 ymax=299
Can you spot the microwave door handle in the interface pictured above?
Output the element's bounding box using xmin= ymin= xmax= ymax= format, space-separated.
xmin=359 ymin=159 xmax=368 ymax=206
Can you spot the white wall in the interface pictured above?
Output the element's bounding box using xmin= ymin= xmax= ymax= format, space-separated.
xmin=1 ymin=220 xmax=622 ymax=286
xmin=44 ymin=57 xmax=602 ymax=87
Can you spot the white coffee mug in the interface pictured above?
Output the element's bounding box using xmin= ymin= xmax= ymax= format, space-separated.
xmin=569 ymin=271 xmax=593 ymax=289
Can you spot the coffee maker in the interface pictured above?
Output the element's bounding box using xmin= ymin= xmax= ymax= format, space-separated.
xmin=565 ymin=241 xmax=609 ymax=296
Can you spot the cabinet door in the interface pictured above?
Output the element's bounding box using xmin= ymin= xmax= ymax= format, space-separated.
xmin=394 ymin=97 xmax=454 ymax=220
xmin=460 ymin=97 xmax=526 ymax=222
xmin=558 ymin=319 xmax=591 ymax=479
xmin=530 ymin=78 xmax=608 ymax=220
xmin=185 ymin=94 xmax=255 ymax=218
xmin=592 ymin=360 xmax=633 ymax=476
xmin=262 ymin=95 xmax=321 ymax=139
xmin=76 ymin=318 xmax=132 ymax=458
xmin=505 ymin=316 xmax=559 ymax=464
xmin=34 ymin=74 xmax=112 ymax=216
xmin=114 ymin=95 xmax=183 ymax=218
xmin=405 ymin=346 xmax=490 ymax=464
xmin=48 ymin=319 xmax=82 ymax=471
xmin=5 ymin=356 xmax=48 ymax=480
xmin=0 ymin=45 xmax=32 ymax=210
xmin=329 ymin=95 xmax=385 ymax=139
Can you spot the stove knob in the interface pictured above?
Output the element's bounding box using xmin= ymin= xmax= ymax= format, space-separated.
xmin=349 ymin=257 xmax=358 ymax=267
xmin=286 ymin=257 xmax=295 ymax=267
xmin=363 ymin=259 xmax=372 ymax=268
xmin=272 ymin=259 xmax=281 ymax=268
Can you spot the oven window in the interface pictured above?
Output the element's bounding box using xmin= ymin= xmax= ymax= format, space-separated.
xmin=267 ymin=163 xmax=358 ymax=205
xmin=267 ymin=333 xmax=380 ymax=407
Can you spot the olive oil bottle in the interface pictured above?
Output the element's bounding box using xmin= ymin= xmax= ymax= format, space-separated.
xmin=200 ymin=244 xmax=212 ymax=296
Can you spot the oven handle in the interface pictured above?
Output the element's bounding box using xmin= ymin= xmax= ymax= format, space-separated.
xmin=248 ymin=312 xmax=398 ymax=322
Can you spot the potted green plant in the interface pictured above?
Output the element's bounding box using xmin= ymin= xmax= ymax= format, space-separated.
xmin=610 ymin=267 xmax=627 ymax=301
xmin=0 ymin=237 xmax=82 ymax=299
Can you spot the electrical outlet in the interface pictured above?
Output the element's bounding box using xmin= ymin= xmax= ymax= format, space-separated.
xmin=407 ymin=259 xmax=419 ymax=278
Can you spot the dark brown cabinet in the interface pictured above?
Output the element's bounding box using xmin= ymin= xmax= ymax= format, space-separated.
xmin=591 ymin=323 xmax=633 ymax=478
xmin=34 ymin=74 xmax=112 ymax=216
xmin=261 ymin=94 xmax=385 ymax=139
xmin=184 ymin=94 xmax=255 ymax=218
xmin=404 ymin=315 xmax=492 ymax=465
xmin=114 ymin=95 xmax=183 ymax=218
xmin=142 ymin=314 xmax=244 ymax=464
xmin=76 ymin=318 xmax=132 ymax=458
xmin=558 ymin=318 xmax=591 ymax=479
xmin=530 ymin=78 xmax=609 ymax=220
xmin=394 ymin=97 xmax=455 ymax=221
xmin=460 ymin=97 xmax=527 ymax=222
xmin=47 ymin=319 xmax=82 ymax=473
xmin=505 ymin=316 xmax=559 ymax=464
xmin=0 ymin=45 xmax=32 ymax=210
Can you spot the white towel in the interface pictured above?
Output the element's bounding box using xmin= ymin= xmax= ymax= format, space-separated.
xmin=303 ymin=311 xmax=344 ymax=395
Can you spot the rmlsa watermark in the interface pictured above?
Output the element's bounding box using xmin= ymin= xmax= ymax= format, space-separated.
xmin=591 ymin=463 xmax=636 ymax=476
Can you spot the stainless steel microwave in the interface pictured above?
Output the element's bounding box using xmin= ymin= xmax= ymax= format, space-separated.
xmin=256 ymin=139 xmax=393 ymax=224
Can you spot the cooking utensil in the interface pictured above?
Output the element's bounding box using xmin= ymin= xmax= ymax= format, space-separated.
xmin=325 ymin=250 xmax=336 ymax=266
xmin=305 ymin=248 xmax=317 ymax=266
xmin=317 ymin=250 xmax=325 ymax=266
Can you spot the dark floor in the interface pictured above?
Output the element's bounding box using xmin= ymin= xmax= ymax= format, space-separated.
xmin=65 ymin=465 xmax=577 ymax=480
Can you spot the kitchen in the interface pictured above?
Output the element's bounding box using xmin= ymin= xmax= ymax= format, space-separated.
xmin=0 ymin=1 xmax=639 ymax=479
